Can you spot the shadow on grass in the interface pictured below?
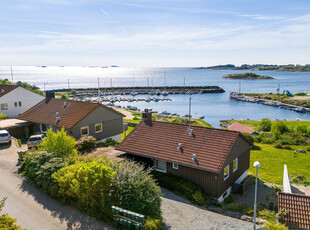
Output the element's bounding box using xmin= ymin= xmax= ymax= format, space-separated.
xmin=19 ymin=179 xmax=114 ymax=230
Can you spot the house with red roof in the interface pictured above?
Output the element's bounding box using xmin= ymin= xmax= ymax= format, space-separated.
xmin=116 ymin=109 xmax=252 ymax=202
xmin=227 ymin=122 xmax=258 ymax=135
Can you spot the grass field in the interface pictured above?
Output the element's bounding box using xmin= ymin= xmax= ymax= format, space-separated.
xmin=228 ymin=120 xmax=310 ymax=131
xmin=121 ymin=126 xmax=134 ymax=141
xmin=249 ymin=144 xmax=310 ymax=184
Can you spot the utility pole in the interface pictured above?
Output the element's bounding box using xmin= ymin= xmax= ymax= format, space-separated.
xmin=110 ymin=78 xmax=112 ymax=88
xmin=98 ymin=78 xmax=100 ymax=97
xmin=68 ymin=79 xmax=70 ymax=89
xmin=10 ymin=66 xmax=13 ymax=83
xmin=188 ymin=97 xmax=191 ymax=129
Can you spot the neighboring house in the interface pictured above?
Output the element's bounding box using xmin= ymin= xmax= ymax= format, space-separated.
xmin=18 ymin=98 xmax=125 ymax=140
xmin=227 ymin=122 xmax=259 ymax=136
xmin=0 ymin=84 xmax=45 ymax=118
xmin=278 ymin=192 xmax=310 ymax=229
xmin=116 ymin=110 xmax=252 ymax=202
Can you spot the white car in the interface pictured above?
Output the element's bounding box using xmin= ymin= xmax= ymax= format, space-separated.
xmin=27 ymin=134 xmax=45 ymax=149
xmin=0 ymin=130 xmax=12 ymax=144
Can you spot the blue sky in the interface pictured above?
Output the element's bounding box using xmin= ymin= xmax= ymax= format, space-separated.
xmin=1 ymin=0 xmax=310 ymax=67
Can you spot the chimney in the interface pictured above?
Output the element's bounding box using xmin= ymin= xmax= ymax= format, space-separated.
xmin=192 ymin=154 xmax=197 ymax=161
xmin=1 ymin=89 xmax=4 ymax=93
xmin=142 ymin=108 xmax=152 ymax=125
xmin=189 ymin=129 xmax=194 ymax=135
xmin=56 ymin=112 xmax=60 ymax=123
xmin=178 ymin=143 xmax=182 ymax=151
xmin=64 ymin=102 xmax=67 ymax=107
xmin=46 ymin=90 xmax=55 ymax=99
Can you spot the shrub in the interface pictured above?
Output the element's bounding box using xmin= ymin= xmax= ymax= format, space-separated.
xmin=144 ymin=217 xmax=162 ymax=230
xmin=225 ymin=203 xmax=253 ymax=216
xmin=0 ymin=214 xmax=26 ymax=230
xmin=97 ymin=138 xmax=118 ymax=147
xmin=108 ymin=161 xmax=161 ymax=219
xmin=192 ymin=191 xmax=206 ymax=205
xmin=272 ymin=121 xmax=289 ymax=139
xmin=242 ymin=132 xmax=254 ymax=143
xmin=76 ymin=136 xmax=96 ymax=153
xmin=274 ymin=144 xmax=283 ymax=149
xmin=20 ymin=151 xmax=66 ymax=195
xmin=291 ymin=177 xmax=299 ymax=183
xmin=0 ymin=113 xmax=8 ymax=120
xmin=262 ymin=221 xmax=288 ymax=230
xmin=39 ymin=128 xmax=77 ymax=157
xmin=259 ymin=118 xmax=272 ymax=131
xmin=17 ymin=139 xmax=22 ymax=147
xmin=133 ymin=116 xmax=139 ymax=120
xmin=224 ymin=194 xmax=234 ymax=204
xmin=153 ymin=171 xmax=206 ymax=205
xmin=52 ymin=161 xmax=116 ymax=218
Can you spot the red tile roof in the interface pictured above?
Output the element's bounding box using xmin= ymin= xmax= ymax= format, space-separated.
xmin=227 ymin=122 xmax=255 ymax=134
xmin=116 ymin=121 xmax=252 ymax=173
xmin=18 ymin=98 xmax=125 ymax=129
xmin=278 ymin=192 xmax=310 ymax=229
xmin=0 ymin=84 xmax=19 ymax=97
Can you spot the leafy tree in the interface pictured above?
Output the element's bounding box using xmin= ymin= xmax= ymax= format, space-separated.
xmin=39 ymin=128 xmax=77 ymax=157
xmin=0 ymin=113 xmax=8 ymax=120
xmin=108 ymin=161 xmax=162 ymax=219
xmin=70 ymin=89 xmax=77 ymax=95
xmin=52 ymin=161 xmax=116 ymax=218
xmin=259 ymin=118 xmax=272 ymax=131
xmin=271 ymin=121 xmax=289 ymax=140
xmin=0 ymin=197 xmax=26 ymax=230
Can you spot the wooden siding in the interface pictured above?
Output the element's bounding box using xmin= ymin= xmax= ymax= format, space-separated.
xmin=217 ymin=149 xmax=250 ymax=196
xmin=166 ymin=162 xmax=219 ymax=197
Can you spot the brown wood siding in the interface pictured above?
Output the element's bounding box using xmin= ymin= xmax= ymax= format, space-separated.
xmin=166 ymin=162 xmax=219 ymax=197
xmin=218 ymin=149 xmax=250 ymax=196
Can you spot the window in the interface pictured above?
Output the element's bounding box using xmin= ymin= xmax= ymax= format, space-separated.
xmin=233 ymin=158 xmax=238 ymax=172
xmin=172 ymin=163 xmax=178 ymax=170
xmin=81 ymin=126 xmax=89 ymax=136
xmin=48 ymin=125 xmax=53 ymax=130
xmin=19 ymin=102 xmax=22 ymax=107
xmin=1 ymin=103 xmax=8 ymax=110
xmin=95 ymin=123 xmax=102 ymax=133
xmin=156 ymin=160 xmax=166 ymax=173
xmin=224 ymin=165 xmax=229 ymax=180
xmin=14 ymin=102 xmax=17 ymax=107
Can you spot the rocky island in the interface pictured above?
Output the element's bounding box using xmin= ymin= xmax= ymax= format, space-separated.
xmin=222 ymin=72 xmax=274 ymax=80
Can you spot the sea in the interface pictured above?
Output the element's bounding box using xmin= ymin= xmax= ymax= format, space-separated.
xmin=1 ymin=66 xmax=310 ymax=127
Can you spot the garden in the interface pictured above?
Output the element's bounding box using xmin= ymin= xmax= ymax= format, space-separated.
xmin=19 ymin=128 xmax=162 ymax=229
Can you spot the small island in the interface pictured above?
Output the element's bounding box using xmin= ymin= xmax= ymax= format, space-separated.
xmin=222 ymin=72 xmax=274 ymax=80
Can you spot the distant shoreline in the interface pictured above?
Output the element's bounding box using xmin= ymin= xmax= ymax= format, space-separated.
xmin=222 ymin=73 xmax=274 ymax=80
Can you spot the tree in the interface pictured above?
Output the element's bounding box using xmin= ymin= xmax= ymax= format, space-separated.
xmin=39 ymin=128 xmax=77 ymax=157
xmin=271 ymin=121 xmax=289 ymax=140
xmin=259 ymin=118 xmax=272 ymax=131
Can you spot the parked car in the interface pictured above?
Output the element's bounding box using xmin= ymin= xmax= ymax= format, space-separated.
xmin=0 ymin=130 xmax=12 ymax=144
xmin=27 ymin=134 xmax=45 ymax=149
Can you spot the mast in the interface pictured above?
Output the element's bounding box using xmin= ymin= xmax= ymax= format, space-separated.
xmin=68 ymin=79 xmax=70 ymax=89
xmin=98 ymin=77 xmax=100 ymax=97
xmin=10 ymin=66 xmax=13 ymax=83
xmin=189 ymin=97 xmax=191 ymax=129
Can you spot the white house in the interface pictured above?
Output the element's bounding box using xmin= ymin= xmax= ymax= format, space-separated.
xmin=0 ymin=85 xmax=45 ymax=118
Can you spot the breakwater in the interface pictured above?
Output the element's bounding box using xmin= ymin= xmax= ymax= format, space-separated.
xmin=55 ymin=86 xmax=225 ymax=95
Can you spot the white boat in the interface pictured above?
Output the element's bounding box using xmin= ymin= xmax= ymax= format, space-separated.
xmin=154 ymin=97 xmax=159 ymax=102
xmin=187 ymin=91 xmax=192 ymax=95
xmin=131 ymin=91 xmax=137 ymax=96
xmin=162 ymin=91 xmax=169 ymax=96
xmin=149 ymin=91 xmax=155 ymax=95
xmin=155 ymin=90 xmax=161 ymax=95
xmin=145 ymin=97 xmax=151 ymax=102
xmin=160 ymin=111 xmax=171 ymax=115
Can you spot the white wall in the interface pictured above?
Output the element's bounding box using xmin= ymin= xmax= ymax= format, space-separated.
xmin=0 ymin=87 xmax=44 ymax=118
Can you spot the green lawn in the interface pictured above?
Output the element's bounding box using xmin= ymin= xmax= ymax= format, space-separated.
xmin=229 ymin=120 xmax=310 ymax=131
xmin=249 ymin=144 xmax=310 ymax=184
xmin=121 ymin=126 xmax=134 ymax=141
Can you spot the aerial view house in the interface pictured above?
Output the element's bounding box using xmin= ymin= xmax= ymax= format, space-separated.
xmin=116 ymin=110 xmax=253 ymax=202
xmin=0 ymin=84 xmax=45 ymax=118
xmin=227 ymin=122 xmax=259 ymax=135
xmin=18 ymin=98 xmax=125 ymax=140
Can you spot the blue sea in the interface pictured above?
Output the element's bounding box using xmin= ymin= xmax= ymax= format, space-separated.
xmin=1 ymin=66 xmax=310 ymax=127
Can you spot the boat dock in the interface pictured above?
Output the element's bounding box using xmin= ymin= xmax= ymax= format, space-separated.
xmin=231 ymin=95 xmax=310 ymax=114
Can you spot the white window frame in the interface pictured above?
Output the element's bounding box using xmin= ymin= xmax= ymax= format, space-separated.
xmin=224 ymin=165 xmax=229 ymax=181
xmin=233 ymin=158 xmax=238 ymax=172
xmin=1 ymin=103 xmax=8 ymax=110
xmin=172 ymin=163 xmax=179 ymax=170
xmin=80 ymin=126 xmax=89 ymax=136
xmin=95 ymin=123 xmax=102 ymax=133
xmin=156 ymin=159 xmax=166 ymax=173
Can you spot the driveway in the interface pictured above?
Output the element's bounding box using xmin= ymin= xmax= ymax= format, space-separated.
xmin=0 ymin=140 xmax=114 ymax=230
xmin=161 ymin=188 xmax=253 ymax=230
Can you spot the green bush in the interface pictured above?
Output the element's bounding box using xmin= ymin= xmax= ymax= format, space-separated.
xmin=224 ymin=194 xmax=234 ymax=204
xmin=97 ymin=138 xmax=118 ymax=147
xmin=0 ymin=214 xmax=26 ymax=230
xmin=0 ymin=113 xmax=8 ymax=120
xmin=76 ymin=136 xmax=96 ymax=153
xmin=259 ymin=118 xmax=272 ymax=131
xmin=39 ymin=128 xmax=77 ymax=157
xmin=108 ymin=161 xmax=161 ymax=219
xmin=153 ymin=171 xmax=206 ymax=205
xmin=242 ymin=132 xmax=254 ymax=143
xmin=144 ymin=217 xmax=162 ymax=230
xmin=274 ymin=144 xmax=283 ymax=149
xmin=20 ymin=151 xmax=66 ymax=195
xmin=17 ymin=139 xmax=22 ymax=147
xmin=262 ymin=221 xmax=288 ymax=230
xmin=291 ymin=177 xmax=299 ymax=183
xmin=52 ymin=160 xmax=116 ymax=218
xmin=192 ymin=191 xmax=206 ymax=205
xmin=225 ymin=203 xmax=253 ymax=216
xmin=272 ymin=121 xmax=289 ymax=139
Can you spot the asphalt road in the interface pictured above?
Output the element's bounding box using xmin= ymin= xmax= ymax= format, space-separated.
xmin=0 ymin=140 xmax=114 ymax=230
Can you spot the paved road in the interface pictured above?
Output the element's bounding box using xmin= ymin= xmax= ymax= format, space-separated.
xmin=161 ymin=188 xmax=253 ymax=230
xmin=0 ymin=140 xmax=114 ymax=230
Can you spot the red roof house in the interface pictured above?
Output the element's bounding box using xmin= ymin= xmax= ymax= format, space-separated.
xmin=227 ymin=122 xmax=257 ymax=135
xmin=116 ymin=110 xmax=252 ymax=201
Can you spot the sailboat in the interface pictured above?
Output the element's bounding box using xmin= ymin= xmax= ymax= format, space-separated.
xmin=162 ymin=71 xmax=169 ymax=96
xmin=131 ymin=74 xmax=137 ymax=96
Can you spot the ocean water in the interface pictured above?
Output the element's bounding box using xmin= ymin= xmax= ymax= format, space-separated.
xmin=0 ymin=66 xmax=309 ymax=127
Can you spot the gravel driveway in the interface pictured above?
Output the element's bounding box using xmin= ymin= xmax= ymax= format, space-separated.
xmin=161 ymin=188 xmax=253 ymax=230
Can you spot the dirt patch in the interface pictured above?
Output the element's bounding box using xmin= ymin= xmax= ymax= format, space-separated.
xmin=292 ymin=96 xmax=310 ymax=100
xmin=89 ymin=146 xmax=125 ymax=161
xmin=110 ymin=107 xmax=134 ymax=119
xmin=291 ymin=183 xmax=310 ymax=195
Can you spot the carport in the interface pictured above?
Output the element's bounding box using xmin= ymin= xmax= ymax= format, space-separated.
xmin=0 ymin=119 xmax=31 ymax=140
